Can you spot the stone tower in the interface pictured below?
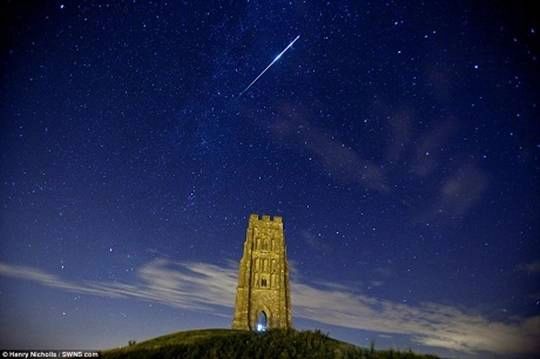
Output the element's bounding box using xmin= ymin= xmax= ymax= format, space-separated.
xmin=232 ymin=214 xmax=292 ymax=330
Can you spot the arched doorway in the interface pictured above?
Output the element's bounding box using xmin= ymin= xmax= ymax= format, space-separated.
xmin=256 ymin=311 xmax=267 ymax=332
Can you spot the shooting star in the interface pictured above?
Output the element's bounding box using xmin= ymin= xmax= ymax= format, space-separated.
xmin=239 ymin=35 xmax=300 ymax=96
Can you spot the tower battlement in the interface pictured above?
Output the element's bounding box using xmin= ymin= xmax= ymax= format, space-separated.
xmin=249 ymin=213 xmax=283 ymax=223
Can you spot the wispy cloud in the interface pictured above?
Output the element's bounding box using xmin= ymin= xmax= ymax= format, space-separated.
xmin=517 ymin=260 xmax=540 ymax=274
xmin=411 ymin=119 xmax=457 ymax=177
xmin=293 ymin=283 xmax=539 ymax=354
xmin=1 ymin=259 xmax=538 ymax=355
xmin=385 ymin=110 xmax=412 ymax=163
xmin=438 ymin=163 xmax=488 ymax=217
xmin=0 ymin=259 xmax=236 ymax=313
xmin=300 ymin=230 xmax=333 ymax=255
xmin=269 ymin=105 xmax=388 ymax=192
xmin=413 ymin=163 xmax=489 ymax=223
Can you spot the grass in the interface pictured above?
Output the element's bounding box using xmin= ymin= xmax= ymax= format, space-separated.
xmin=102 ymin=328 xmax=439 ymax=359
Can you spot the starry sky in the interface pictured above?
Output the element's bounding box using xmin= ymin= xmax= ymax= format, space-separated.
xmin=1 ymin=1 xmax=539 ymax=358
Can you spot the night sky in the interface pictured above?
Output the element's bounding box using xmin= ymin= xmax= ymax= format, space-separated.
xmin=1 ymin=1 xmax=539 ymax=358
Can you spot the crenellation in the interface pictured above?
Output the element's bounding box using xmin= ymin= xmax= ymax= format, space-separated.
xmin=248 ymin=213 xmax=284 ymax=225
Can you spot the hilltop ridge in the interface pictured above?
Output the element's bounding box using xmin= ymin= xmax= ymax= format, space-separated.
xmin=102 ymin=328 xmax=439 ymax=358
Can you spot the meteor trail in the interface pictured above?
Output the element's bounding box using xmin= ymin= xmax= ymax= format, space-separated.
xmin=239 ymin=35 xmax=300 ymax=96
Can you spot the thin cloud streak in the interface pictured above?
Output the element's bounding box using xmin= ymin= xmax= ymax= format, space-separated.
xmin=269 ymin=105 xmax=389 ymax=192
xmin=517 ymin=260 xmax=540 ymax=274
xmin=1 ymin=259 xmax=538 ymax=355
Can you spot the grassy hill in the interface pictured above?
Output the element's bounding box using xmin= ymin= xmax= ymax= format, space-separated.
xmin=102 ymin=328 xmax=439 ymax=359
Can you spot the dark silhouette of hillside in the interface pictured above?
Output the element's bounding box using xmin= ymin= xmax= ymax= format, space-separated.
xmin=102 ymin=328 xmax=439 ymax=358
